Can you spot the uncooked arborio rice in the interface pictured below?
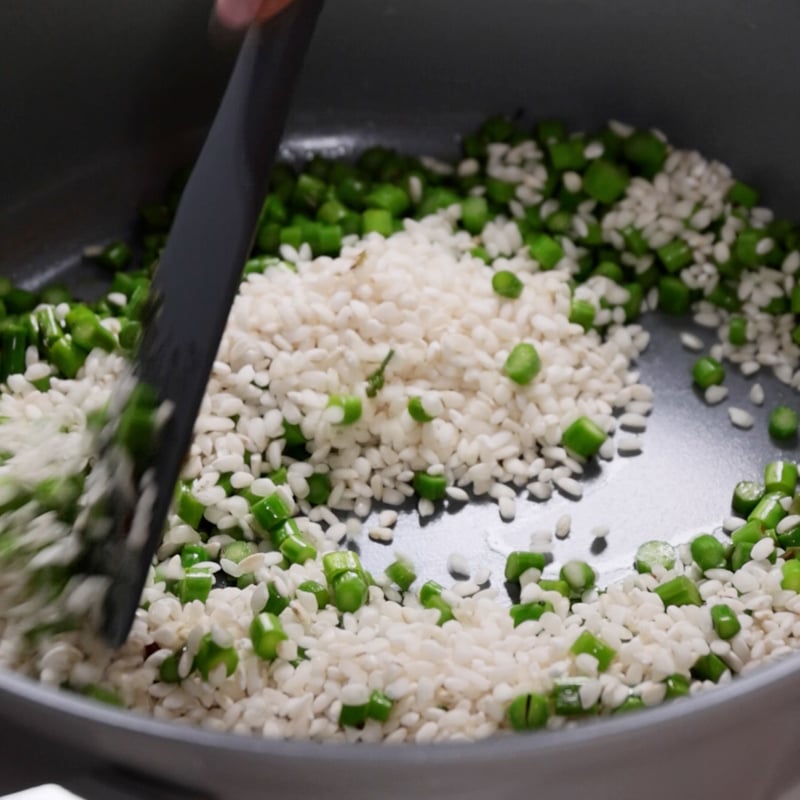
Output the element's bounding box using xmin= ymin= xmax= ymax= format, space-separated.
xmin=194 ymin=218 xmax=647 ymax=514
xmin=3 ymin=120 xmax=800 ymax=743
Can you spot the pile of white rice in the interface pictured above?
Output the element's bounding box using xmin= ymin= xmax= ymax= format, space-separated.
xmin=1 ymin=123 xmax=800 ymax=742
xmin=186 ymin=214 xmax=650 ymax=530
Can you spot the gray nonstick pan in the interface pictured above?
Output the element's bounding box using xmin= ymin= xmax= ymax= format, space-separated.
xmin=1 ymin=1 xmax=800 ymax=799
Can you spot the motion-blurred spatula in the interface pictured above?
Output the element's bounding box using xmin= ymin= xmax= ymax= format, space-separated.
xmin=93 ymin=0 xmax=324 ymax=647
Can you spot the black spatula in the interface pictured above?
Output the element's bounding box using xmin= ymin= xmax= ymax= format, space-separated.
xmin=96 ymin=0 xmax=324 ymax=647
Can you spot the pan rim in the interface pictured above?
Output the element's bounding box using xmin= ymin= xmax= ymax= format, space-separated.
xmin=1 ymin=648 xmax=799 ymax=765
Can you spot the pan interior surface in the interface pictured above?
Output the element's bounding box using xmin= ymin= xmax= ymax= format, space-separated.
xmin=5 ymin=124 xmax=796 ymax=593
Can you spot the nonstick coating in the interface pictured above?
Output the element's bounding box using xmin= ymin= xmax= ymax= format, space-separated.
xmin=2 ymin=1 xmax=800 ymax=798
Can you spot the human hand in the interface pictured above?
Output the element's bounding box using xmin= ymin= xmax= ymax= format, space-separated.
xmin=215 ymin=0 xmax=296 ymax=28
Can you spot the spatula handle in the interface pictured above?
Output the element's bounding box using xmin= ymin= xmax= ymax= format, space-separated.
xmin=101 ymin=0 xmax=324 ymax=646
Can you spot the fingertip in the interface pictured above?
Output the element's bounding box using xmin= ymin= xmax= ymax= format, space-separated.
xmin=215 ymin=0 xmax=261 ymax=28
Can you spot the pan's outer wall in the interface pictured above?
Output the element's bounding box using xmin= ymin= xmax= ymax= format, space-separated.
xmin=2 ymin=0 xmax=800 ymax=798
xmin=3 ymin=658 xmax=800 ymax=800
